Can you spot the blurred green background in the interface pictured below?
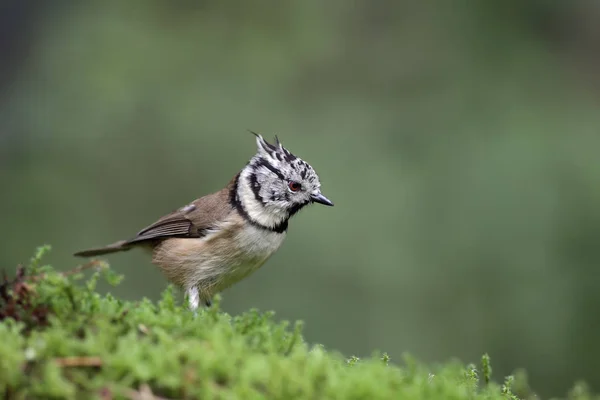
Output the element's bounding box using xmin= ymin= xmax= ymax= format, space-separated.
xmin=2 ymin=1 xmax=600 ymax=396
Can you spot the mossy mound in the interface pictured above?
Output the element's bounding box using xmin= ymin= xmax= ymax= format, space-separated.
xmin=0 ymin=247 xmax=595 ymax=399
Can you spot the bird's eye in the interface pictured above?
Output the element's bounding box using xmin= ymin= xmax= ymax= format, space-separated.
xmin=288 ymin=181 xmax=302 ymax=192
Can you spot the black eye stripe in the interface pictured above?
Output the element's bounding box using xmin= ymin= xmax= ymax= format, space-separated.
xmin=255 ymin=158 xmax=285 ymax=180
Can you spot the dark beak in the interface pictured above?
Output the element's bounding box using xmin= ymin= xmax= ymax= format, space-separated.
xmin=311 ymin=193 xmax=334 ymax=207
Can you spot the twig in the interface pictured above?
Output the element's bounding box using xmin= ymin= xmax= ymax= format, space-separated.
xmin=27 ymin=260 xmax=106 ymax=282
xmin=54 ymin=356 xmax=103 ymax=367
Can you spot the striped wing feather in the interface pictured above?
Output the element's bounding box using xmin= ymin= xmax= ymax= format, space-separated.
xmin=128 ymin=216 xmax=199 ymax=244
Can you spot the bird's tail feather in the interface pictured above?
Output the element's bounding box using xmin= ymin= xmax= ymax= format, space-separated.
xmin=74 ymin=240 xmax=132 ymax=257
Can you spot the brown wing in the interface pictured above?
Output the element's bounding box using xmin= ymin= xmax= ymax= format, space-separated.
xmin=126 ymin=179 xmax=236 ymax=245
xmin=128 ymin=215 xmax=200 ymax=244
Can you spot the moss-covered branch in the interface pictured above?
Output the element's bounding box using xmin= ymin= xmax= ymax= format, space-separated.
xmin=0 ymin=247 xmax=595 ymax=399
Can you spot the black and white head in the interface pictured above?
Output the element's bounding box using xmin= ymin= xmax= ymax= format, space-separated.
xmin=233 ymin=133 xmax=333 ymax=232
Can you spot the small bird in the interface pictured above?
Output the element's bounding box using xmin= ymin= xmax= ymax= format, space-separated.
xmin=75 ymin=133 xmax=333 ymax=311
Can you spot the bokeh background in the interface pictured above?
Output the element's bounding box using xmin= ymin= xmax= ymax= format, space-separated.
xmin=2 ymin=1 xmax=600 ymax=396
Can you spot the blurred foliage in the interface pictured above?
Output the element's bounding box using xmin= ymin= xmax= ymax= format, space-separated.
xmin=2 ymin=1 xmax=600 ymax=397
xmin=0 ymin=249 xmax=591 ymax=399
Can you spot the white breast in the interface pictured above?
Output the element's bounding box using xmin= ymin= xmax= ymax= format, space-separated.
xmin=203 ymin=225 xmax=286 ymax=293
xmin=185 ymin=222 xmax=286 ymax=292
xmin=234 ymin=224 xmax=287 ymax=258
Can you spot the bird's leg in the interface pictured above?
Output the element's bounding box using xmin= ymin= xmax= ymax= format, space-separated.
xmin=186 ymin=286 xmax=200 ymax=315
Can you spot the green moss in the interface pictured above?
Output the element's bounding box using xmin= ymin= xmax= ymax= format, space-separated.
xmin=0 ymin=247 xmax=596 ymax=399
